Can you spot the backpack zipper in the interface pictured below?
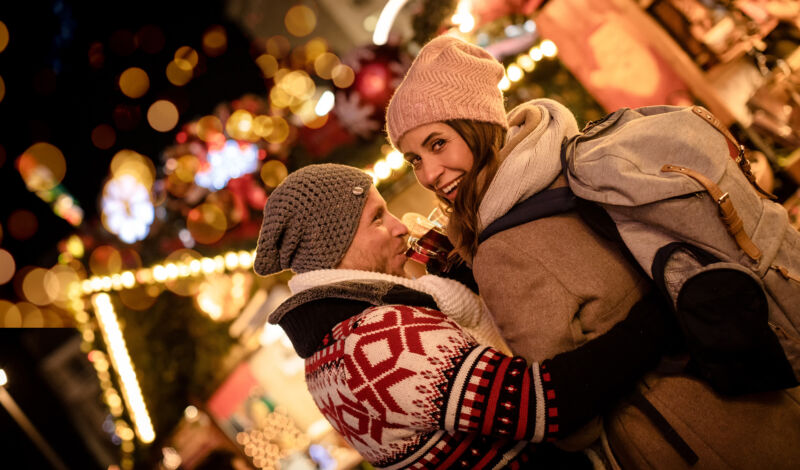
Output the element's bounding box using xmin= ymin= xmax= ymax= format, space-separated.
xmin=772 ymin=265 xmax=800 ymax=284
xmin=769 ymin=320 xmax=800 ymax=345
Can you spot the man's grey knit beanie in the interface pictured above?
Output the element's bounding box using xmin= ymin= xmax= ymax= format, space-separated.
xmin=253 ymin=163 xmax=373 ymax=276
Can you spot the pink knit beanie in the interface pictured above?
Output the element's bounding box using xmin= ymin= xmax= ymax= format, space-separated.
xmin=386 ymin=35 xmax=508 ymax=148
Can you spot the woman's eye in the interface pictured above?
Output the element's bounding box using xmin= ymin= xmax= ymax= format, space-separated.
xmin=406 ymin=155 xmax=421 ymax=168
xmin=432 ymin=139 xmax=446 ymax=151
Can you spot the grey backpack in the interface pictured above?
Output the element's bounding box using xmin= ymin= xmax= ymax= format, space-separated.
xmin=562 ymin=105 xmax=800 ymax=394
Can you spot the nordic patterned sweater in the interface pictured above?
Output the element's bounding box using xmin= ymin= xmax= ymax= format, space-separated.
xmin=271 ymin=281 xmax=669 ymax=469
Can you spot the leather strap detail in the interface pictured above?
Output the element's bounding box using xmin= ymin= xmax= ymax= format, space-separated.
xmin=662 ymin=164 xmax=762 ymax=261
xmin=629 ymin=389 xmax=699 ymax=466
xmin=691 ymin=106 xmax=777 ymax=200
xmin=692 ymin=106 xmax=738 ymax=153
xmin=773 ymin=265 xmax=800 ymax=284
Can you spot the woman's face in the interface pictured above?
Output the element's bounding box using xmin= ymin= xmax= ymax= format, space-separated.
xmin=398 ymin=122 xmax=475 ymax=202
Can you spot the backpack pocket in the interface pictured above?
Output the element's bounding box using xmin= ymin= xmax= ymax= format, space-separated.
xmin=675 ymin=262 xmax=798 ymax=394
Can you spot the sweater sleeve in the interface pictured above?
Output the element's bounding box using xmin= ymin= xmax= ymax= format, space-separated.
xmin=443 ymin=291 xmax=671 ymax=442
xmin=341 ymin=293 xmax=671 ymax=444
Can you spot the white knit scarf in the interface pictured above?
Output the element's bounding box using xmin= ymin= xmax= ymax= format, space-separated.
xmin=478 ymin=99 xmax=580 ymax=231
xmin=289 ymin=269 xmax=511 ymax=353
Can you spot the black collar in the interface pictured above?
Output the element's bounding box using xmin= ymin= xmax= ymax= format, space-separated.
xmin=277 ymin=283 xmax=438 ymax=358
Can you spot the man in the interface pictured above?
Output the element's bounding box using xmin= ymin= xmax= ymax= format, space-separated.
xmin=254 ymin=163 xmax=672 ymax=469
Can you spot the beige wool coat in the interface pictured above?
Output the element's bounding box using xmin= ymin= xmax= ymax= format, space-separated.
xmin=471 ymin=100 xmax=800 ymax=469
xmin=473 ymin=175 xmax=649 ymax=364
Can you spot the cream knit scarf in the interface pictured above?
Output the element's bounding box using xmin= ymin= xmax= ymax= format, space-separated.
xmin=478 ymin=98 xmax=580 ymax=232
xmin=289 ymin=269 xmax=511 ymax=353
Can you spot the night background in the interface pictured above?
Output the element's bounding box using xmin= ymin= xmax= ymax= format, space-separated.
xmin=1 ymin=0 xmax=799 ymax=468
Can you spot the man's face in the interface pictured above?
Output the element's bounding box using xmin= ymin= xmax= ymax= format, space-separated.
xmin=337 ymin=186 xmax=410 ymax=277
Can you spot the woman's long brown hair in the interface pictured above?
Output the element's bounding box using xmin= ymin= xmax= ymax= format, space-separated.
xmin=440 ymin=119 xmax=506 ymax=262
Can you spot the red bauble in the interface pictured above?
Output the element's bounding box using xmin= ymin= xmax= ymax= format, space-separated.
xmin=355 ymin=62 xmax=393 ymax=108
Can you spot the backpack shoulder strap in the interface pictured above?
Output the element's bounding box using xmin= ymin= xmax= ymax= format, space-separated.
xmin=477 ymin=186 xmax=577 ymax=244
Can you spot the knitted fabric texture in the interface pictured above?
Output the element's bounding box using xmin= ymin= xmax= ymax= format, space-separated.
xmin=287 ymin=268 xmax=513 ymax=354
xmin=385 ymin=35 xmax=508 ymax=148
xmin=254 ymin=164 xmax=372 ymax=276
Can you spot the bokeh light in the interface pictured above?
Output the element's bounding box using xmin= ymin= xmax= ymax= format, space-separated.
xmin=507 ymin=64 xmax=523 ymax=82
xmin=260 ymin=160 xmax=288 ymax=188
xmin=44 ymin=264 xmax=80 ymax=304
xmin=166 ymin=60 xmax=193 ymax=86
xmin=19 ymin=302 xmax=44 ymax=328
xmin=315 ymin=90 xmax=335 ymax=116
xmin=314 ymin=53 xmax=340 ymax=80
xmin=280 ymin=70 xmax=315 ymax=101
xmin=0 ymin=249 xmax=15 ymax=285
xmin=110 ymin=149 xmax=156 ymax=189
xmin=386 ymin=150 xmax=405 ymax=170
xmin=16 ymin=142 xmax=67 ymax=191
xmin=196 ymin=272 xmax=251 ymax=321
xmin=171 ymin=154 xmax=199 ymax=186
xmin=92 ymin=124 xmax=117 ymax=150
xmin=252 ymin=115 xmax=274 ymax=139
xmin=195 ymin=140 xmax=258 ymax=190
xmin=119 ymin=67 xmax=150 ymax=99
xmin=174 ymin=46 xmax=199 ymax=71
xmin=187 ymin=203 xmax=227 ymax=244
xmin=22 ymin=267 xmax=53 ymax=306
xmin=517 ymin=54 xmax=535 ymax=72
xmin=119 ymin=284 xmax=161 ymax=311
xmin=1 ymin=301 xmax=22 ymax=328
xmin=305 ymin=37 xmax=327 ymax=64
xmin=7 ymin=209 xmax=38 ymax=240
xmin=147 ymin=100 xmax=179 ymax=132
xmin=0 ymin=21 xmax=8 ymax=53
xmin=202 ymin=25 xmax=227 ymax=57
xmin=89 ymin=245 xmax=123 ymax=276
xmin=196 ymin=115 xmax=223 ymax=141
xmin=266 ymin=36 xmax=291 ymax=59
xmin=540 ymin=39 xmax=558 ymax=57
xmin=332 ymin=64 xmax=355 ymax=88
xmin=101 ymin=175 xmax=155 ymax=244
xmin=255 ymin=54 xmax=279 ymax=78
xmin=65 ymin=234 xmax=85 ymax=259
xmin=285 ymin=5 xmax=317 ymax=37
xmin=163 ymin=249 xmax=203 ymax=297
xmin=225 ymin=109 xmax=256 ymax=141
xmin=0 ymin=75 xmax=5 ymax=103
xmin=374 ymin=160 xmax=391 ymax=180
xmin=264 ymin=116 xmax=289 ymax=144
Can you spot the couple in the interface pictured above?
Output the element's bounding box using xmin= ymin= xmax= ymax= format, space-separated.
xmin=254 ymin=36 xmax=800 ymax=469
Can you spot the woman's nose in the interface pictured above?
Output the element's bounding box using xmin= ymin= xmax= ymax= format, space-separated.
xmin=418 ymin=160 xmax=444 ymax=190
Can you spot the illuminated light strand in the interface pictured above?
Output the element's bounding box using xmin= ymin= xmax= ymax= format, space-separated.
xmin=499 ymin=39 xmax=559 ymax=92
xmin=373 ymin=0 xmax=410 ymax=46
xmin=66 ymin=289 xmax=136 ymax=465
xmin=92 ymin=293 xmax=155 ymax=444
xmin=367 ymin=150 xmax=407 ymax=186
xmin=78 ymin=249 xmax=258 ymax=295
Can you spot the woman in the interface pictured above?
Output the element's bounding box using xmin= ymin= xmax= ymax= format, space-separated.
xmin=386 ymin=34 xmax=800 ymax=469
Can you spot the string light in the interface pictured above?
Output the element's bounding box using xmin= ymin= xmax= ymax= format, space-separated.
xmin=452 ymin=0 xmax=475 ymax=33
xmin=373 ymin=0 xmax=410 ymax=46
xmin=79 ymin=250 xmax=258 ymax=295
xmin=92 ymin=294 xmax=155 ymax=444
